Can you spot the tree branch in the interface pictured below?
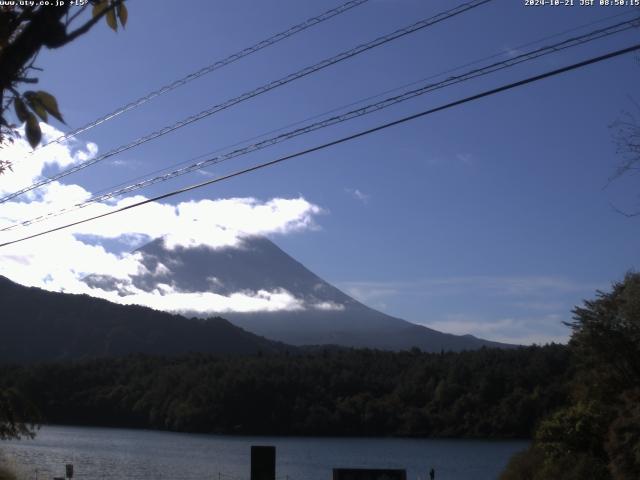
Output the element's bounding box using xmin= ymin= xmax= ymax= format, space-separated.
xmin=63 ymin=1 xmax=121 ymax=46
xmin=66 ymin=4 xmax=89 ymax=28
xmin=0 ymin=6 xmax=69 ymax=91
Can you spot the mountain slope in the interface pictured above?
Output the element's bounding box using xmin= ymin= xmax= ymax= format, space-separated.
xmin=86 ymin=236 xmax=513 ymax=352
xmin=0 ymin=275 xmax=288 ymax=363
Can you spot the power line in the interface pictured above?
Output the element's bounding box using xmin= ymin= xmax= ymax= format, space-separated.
xmin=76 ymin=18 xmax=640 ymax=199
xmin=85 ymin=8 xmax=640 ymax=198
xmin=36 ymin=0 xmax=371 ymax=149
xmin=1 ymin=42 xmax=638 ymax=249
xmin=4 ymin=17 xmax=636 ymax=230
xmin=4 ymin=16 xmax=637 ymax=232
xmin=25 ymin=5 xmax=638 ymax=209
xmin=0 ymin=0 xmax=493 ymax=204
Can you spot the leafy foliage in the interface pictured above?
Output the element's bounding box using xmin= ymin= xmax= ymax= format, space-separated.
xmin=606 ymin=388 xmax=640 ymax=479
xmin=92 ymin=0 xmax=127 ymax=32
xmin=500 ymin=272 xmax=640 ymax=480
xmin=569 ymin=272 xmax=640 ymax=395
xmin=535 ymin=401 xmax=611 ymax=461
xmin=0 ymin=387 xmax=40 ymax=440
xmin=0 ymin=0 xmax=127 ymax=157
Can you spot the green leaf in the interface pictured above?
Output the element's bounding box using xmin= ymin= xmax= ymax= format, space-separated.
xmin=34 ymin=91 xmax=65 ymax=124
xmin=24 ymin=91 xmax=48 ymax=122
xmin=92 ymin=0 xmax=108 ymax=18
xmin=14 ymin=97 xmax=29 ymax=123
xmin=106 ymin=8 xmax=117 ymax=31
xmin=117 ymin=2 xmax=128 ymax=27
xmin=25 ymin=113 xmax=41 ymax=149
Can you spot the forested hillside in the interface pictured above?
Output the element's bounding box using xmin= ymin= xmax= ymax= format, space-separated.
xmin=0 ymin=276 xmax=288 ymax=362
xmin=0 ymin=345 xmax=569 ymax=438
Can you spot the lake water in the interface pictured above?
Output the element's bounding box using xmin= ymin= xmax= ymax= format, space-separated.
xmin=0 ymin=425 xmax=527 ymax=480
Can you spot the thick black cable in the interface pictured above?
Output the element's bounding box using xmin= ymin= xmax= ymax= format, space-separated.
xmin=82 ymin=8 xmax=640 ymax=198
xmin=3 ymin=16 xmax=636 ymax=231
xmin=0 ymin=0 xmax=492 ymax=204
xmin=1 ymin=42 xmax=638 ymax=248
xmin=36 ymin=0 xmax=371 ymax=149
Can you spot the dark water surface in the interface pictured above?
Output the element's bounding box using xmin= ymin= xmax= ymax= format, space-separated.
xmin=1 ymin=425 xmax=527 ymax=480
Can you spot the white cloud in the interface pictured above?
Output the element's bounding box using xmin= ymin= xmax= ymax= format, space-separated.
xmin=423 ymin=313 xmax=570 ymax=345
xmin=312 ymin=301 xmax=346 ymax=311
xmin=341 ymin=282 xmax=399 ymax=304
xmin=0 ymin=125 xmax=323 ymax=314
xmin=502 ymin=45 xmax=522 ymax=58
xmin=339 ymin=275 xmax=602 ymax=300
xmin=345 ymin=188 xmax=371 ymax=204
xmin=338 ymin=275 xmax=601 ymax=345
xmin=455 ymin=153 xmax=474 ymax=165
xmin=0 ymin=123 xmax=97 ymax=197
xmin=88 ymin=283 xmax=306 ymax=314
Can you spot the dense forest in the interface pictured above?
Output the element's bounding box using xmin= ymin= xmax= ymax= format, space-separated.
xmin=1 ymin=274 xmax=638 ymax=479
xmin=0 ymin=344 xmax=569 ymax=439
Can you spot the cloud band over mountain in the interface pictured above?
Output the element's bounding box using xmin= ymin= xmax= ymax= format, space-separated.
xmin=0 ymin=125 xmax=322 ymax=313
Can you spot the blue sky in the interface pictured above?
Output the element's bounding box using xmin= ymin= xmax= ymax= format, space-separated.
xmin=1 ymin=0 xmax=639 ymax=344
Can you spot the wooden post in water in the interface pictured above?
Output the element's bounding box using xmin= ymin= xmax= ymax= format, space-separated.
xmin=251 ymin=446 xmax=276 ymax=480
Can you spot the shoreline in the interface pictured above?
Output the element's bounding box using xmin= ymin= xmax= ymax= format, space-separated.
xmin=17 ymin=422 xmax=533 ymax=442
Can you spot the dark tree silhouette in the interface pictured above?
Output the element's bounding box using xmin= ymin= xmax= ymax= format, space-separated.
xmin=0 ymin=387 xmax=40 ymax=440
xmin=501 ymin=273 xmax=640 ymax=480
xmin=609 ymin=102 xmax=640 ymax=216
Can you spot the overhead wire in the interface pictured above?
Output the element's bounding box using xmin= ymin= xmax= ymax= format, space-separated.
xmin=0 ymin=0 xmax=493 ymax=204
xmin=81 ymin=7 xmax=640 ymax=201
xmin=1 ymin=41 xmax=638 ymax=248
xmin=3 ymin=16 xmax=637 ymax=232
xmin=35 ymin=0 xmax=371 ymax=149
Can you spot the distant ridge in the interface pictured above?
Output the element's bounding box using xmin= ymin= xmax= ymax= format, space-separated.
xmin=0 ymin=275 xmax=289 ymax=363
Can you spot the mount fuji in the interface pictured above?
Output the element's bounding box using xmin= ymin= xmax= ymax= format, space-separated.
xmin=85 ymin=236 xmax=513 ymax=352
